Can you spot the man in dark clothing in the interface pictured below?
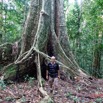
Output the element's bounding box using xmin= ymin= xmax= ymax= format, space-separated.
xmin=46 ymin=56 xmax=60 ymax=93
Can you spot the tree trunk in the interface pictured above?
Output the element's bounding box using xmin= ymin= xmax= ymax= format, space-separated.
xmin=20 ymin=0 xmax=42 ymax=54
xmin=92 ymin=33 xmax=102 ymax=78
xmin=2 ymin=0 xmax=87 ymax=80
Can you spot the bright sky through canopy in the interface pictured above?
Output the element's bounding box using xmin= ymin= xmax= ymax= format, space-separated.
xmin=69 ymin=0 xmax=82 ymax=4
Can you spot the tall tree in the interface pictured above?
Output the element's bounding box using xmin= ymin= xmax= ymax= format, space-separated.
xmin=1 ymin=0 xmax=87 ymax=80
xmin=82 ymin=0 xmax=103 ymax=77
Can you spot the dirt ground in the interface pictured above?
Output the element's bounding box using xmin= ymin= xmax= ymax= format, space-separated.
xmin=0 ymin=77 xmax=103 ymax=103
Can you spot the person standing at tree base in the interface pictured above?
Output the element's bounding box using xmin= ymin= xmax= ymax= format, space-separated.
xmin=46 ymin=56 xmax=60 ymax=94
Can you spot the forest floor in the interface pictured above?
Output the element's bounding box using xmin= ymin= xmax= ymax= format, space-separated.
xmin=0 ymin=77 xmax=103 ymax=103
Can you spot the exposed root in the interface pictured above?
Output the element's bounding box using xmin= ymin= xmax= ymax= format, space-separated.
xmin=36 ymin=53 xmax=53 ymax=103
xmin=0 ymin=42 xmax=12 ymax=48
xmin=15 ymin=51 xmax=29 ymax=64
xmin=15 ymin=48 xmax=32 ymax=64
xmin=0 ymin=39 xmax=21 ymax=48
xmin=50 ymin=0 xmax=83 ymax=77
xmin=33 ymin=47 xmax=79 ymax=76
xmin=39 ymin=87 xmax=53 ymax=103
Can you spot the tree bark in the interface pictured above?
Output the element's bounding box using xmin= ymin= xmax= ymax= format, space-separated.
xmin=20 ymin=0 xmax=42 ymax=54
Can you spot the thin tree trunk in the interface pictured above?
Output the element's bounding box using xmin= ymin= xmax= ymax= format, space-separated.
xmin=92 ymin=33 xmax=102 ymax=77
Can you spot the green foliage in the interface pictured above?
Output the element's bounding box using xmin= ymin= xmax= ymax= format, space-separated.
xmin=20 ymin=96 xmax=27 ymax=103
xmin=0 ymin=79 xmax=6 ymax=90
xmin=48 ymin=100 xmax=54 ymax=103
xmin=66 ymin=92 xmax=72 ymax=98
xmin=66 ymin=1 xmax=81 ymax=39
xmin=0 ymin=0 xmax=30 ymax=43
xmin=24 ymin=74 xmax=29 ymax=81
xmin=66 ymin=92 xmax=80 ymax=102
xmin=95 ymin=98 xmax=103 ymax=103
xmin=28 ymin=77 xmax=35 ymax=87
xmin=4 ymin=96 xmax=14 ymax=102
xmin=24 ymin=75 xmax=36 ymax=87
xmin=66 ymin=0 xmax=103 ymax=77
xmin=73 ymin=96 xmax=80 ymax=103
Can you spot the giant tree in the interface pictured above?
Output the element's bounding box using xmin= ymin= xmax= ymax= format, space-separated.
xmin=1 ymin=0 xmax=88 ymax=85
xmin=1 ymin=0 xmax=87 ymax=102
